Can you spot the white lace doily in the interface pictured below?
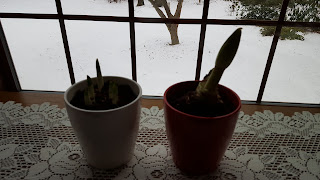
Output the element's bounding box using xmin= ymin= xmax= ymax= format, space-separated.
xmin=0 ymin=101 xmax=319 ymax=180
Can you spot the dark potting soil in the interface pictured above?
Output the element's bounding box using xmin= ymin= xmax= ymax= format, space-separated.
xmin=70 ymin=82 xmax=137 ymax=110
xmin=168 ymin=87 xmax=236 ymax=117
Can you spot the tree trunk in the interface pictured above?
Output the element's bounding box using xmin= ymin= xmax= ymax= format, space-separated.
xmin=168 ymin=24 xmax=179 ymax=45
xmin=148 ymin=0 xmax=183 ymax=45
xmin=137 ymin=0 xmax=144 ymax=6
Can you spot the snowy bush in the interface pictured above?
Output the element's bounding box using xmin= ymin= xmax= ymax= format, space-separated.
xmin=226 ymin=0 xmax=320 ymax=40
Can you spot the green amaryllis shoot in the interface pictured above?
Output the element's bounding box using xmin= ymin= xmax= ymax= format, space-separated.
xmin=194 ymin=28 xmax=242 ymax=105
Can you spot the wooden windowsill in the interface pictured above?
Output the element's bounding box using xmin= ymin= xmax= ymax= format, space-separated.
xmin=0 ymin=91 xmax=319 ymax=116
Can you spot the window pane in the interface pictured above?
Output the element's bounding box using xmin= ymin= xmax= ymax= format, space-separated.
xmin=263 ymin=27 xmax=320 ymax=104
xmin=1 ymin=18 xmax=70 ymax=91
xmin=136 ymin=23 xmax=201 ymax=96
xmin=65 ymin=21 xmax=131 ymax=82
xmin=208 ymin=0 xmax=282 ymax=20
xmin=202 ymin=25 xmax=273 ymax=101
xmin=0 ymin=0 xmax=57 ymax=14
xmin=135 ymin=0 xmax=203 ymax=19
xmin=61 ymin=0 xmax=128 ymax=16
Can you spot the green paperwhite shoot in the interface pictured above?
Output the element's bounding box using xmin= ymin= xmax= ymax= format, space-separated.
xmin=96 ymin=59 xmax=104 ymax=92
xmin=83 ymin=59 xmax=119 ymax=107
xmin=109 ymin=81 xmax=119 ymax=105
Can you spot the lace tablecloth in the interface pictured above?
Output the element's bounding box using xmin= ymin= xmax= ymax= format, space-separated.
xmin=0 ymin=101 xmax=319 ymax=180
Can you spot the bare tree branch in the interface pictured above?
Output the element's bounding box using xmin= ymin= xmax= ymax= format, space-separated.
xmin=162 ymin=0 xmax=173 ymax=18
xmin=148 ymin=0 xmax=167 ymax=19
xmin=174 ymin=0 xmax=183 ymax=18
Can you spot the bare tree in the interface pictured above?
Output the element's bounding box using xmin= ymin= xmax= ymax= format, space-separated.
xmin=148 ymin=0 xmax=183 ymax=45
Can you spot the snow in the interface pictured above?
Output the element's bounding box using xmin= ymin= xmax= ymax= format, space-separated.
xmin=0 ymin=0 xmax=319 ymax=103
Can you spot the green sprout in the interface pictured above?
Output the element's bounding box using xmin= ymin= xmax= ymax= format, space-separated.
xmin=84 ymin=75 xmax=95 ymax=106
xmin=83 ymin=59 xmax=119 ymax=107
xmin=109 ymin=81 xmax=119 ymax=105
xmin=195 ymin=28 xmax=242 ymax=105
xmin=96 ymin=59 xmax=104 ymax=92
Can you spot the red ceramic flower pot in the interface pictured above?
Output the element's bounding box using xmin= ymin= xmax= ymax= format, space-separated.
xmin=164 ymin=81 xmax=241 ymax=175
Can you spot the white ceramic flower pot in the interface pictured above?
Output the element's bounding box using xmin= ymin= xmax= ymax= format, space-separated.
xmin=64 ymin=76 xmax=142 ymax=169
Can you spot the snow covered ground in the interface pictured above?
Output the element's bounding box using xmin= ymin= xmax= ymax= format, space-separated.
xmin=1 ymin=0 xmax=319 ymax=103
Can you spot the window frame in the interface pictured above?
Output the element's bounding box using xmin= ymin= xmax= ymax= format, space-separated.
xmin=0 ymin=0 xmax=319 ymax=106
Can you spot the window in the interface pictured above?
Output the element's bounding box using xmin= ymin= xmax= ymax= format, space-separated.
xmin=1 ymin=18 xmax=70 ymax=91
xmin=0 ymin=0 xmax=319 ymax=105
